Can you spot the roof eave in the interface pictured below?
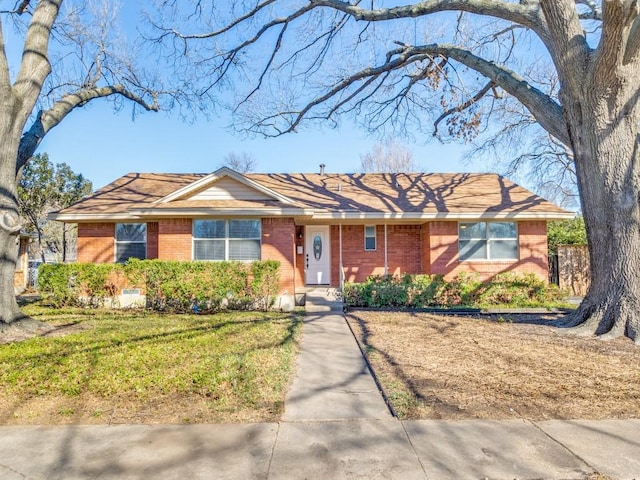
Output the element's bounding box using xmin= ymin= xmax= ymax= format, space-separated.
xmin=129 ymin=207 xmax=313 ymax=217
xmin=309 ymin=211 xmax=575 ymax=221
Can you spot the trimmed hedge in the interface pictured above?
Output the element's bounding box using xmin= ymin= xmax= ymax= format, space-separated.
xmin=38 ymin=259 xmax=281 ymax=312
xmin=343 ymin=272 xmax=567 ymax=309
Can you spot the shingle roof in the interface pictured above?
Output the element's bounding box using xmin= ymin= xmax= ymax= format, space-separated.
xmin=52 ymin=171 xmax=571 ymax=220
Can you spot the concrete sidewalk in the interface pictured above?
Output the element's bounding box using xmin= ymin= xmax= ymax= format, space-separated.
xmin=1 ymin=419 xmax=639 ymax=479
xmin=0 ymin=293 xmax=639 ymax=479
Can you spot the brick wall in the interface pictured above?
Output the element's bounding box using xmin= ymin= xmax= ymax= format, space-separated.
xmin=262 ymin=218 xmax=296 ymax=294
xmin=147 ymin=222 xmax=159 ymax=259
xmin=333 ymin=224 xmax=422 ymax=284
xmin=515 ymin=220 xmax=549 ymax=278
xmin=425 ymin=220 xmax=549 ymax=281
xmin=421 ymin=222 xmax=431 ymax=275
xmin=158 ymin=219 xmax=192 ymax=260
xmin=386 ymin=225 xmax=422 ymax=276
xmin=77 ymin=223 xmax=114 ymax=263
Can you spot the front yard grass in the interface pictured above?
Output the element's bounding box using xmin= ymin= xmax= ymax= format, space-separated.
xmin=0 ymin=304 xmax=302 ymax=424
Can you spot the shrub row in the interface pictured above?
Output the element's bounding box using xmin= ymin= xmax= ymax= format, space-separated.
xmin=343 ymin=272 xmax=567 ymax=309
xmin=38 ymin=259 xmax=280 ymax=312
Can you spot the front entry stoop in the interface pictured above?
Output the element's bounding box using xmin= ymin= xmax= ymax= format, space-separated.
xmin=303 ymin=287 xmax=344 ymax=312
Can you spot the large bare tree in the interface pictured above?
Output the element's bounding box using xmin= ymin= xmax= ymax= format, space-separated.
xmin=0 ymin=1 xmax=173 ymax=329
xmin=359 ymin=140 xmax=420 ymax=173
xmin=154 ymin=0 xmax=640 ymax=342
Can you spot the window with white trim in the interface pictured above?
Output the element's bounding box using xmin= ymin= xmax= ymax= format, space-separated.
xmin=364 ymin=225 xmax=376 ymax=251
xmin=458 ymin=222 xmax=518 ymax=260
xmin=193 ymin=219 xmax=261 ymax=261
xmin=115 ymin=223 xmax=147 ymax=263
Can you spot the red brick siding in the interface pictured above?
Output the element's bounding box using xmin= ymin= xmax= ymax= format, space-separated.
xmin=262 ymin=218 xmax=296 ymax=294
xmin=158 ymin=219 xmax=192 ymax=260
xmin=332 ymin=224 xmax=422 ymax=285
xmin=386 ymin=225 xmax=422 ymax=276
xmin=332 ymin=225 xmax=381 ymax=284
xmin=425 ymin=220 xmax=549 ymax=281
xmin=421 ymin=223 xmax=431 ymax=275
xmin=77 ymin=223 xmax=115 ymax=263
xmin=515 ymin=221 xmax=549 ymax=278
xmin=146 ymin=222 xmax=159 ymax=259
xmin=427 ymin=221 xmax=460 ymax=277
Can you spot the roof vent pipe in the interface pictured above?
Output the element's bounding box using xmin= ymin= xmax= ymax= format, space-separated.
xmin=319 ymin=163 xmax=326 ymax=175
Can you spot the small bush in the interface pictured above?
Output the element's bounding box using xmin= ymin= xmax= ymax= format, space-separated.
xmin=343 ymin=272 xmax=566 ymax=309
xmin=38 ymin=263 xmax=123 ymax=308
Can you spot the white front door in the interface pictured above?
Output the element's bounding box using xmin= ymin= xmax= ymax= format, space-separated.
xmin=305 ymin=225 xmax=331 ymax=285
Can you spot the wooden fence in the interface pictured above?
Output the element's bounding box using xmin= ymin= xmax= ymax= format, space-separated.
xmin=549 ymin=245 xmax=590 ymax=296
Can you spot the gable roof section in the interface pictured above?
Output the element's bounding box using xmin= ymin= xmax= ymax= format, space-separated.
xmin=51 ymin=171 xmax=573 ymax=222
xmin=157 ymin=167 xmax=296 ymax=205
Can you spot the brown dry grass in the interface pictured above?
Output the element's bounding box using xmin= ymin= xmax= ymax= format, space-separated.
xmin=347 ymin=311 xmax=640 ymax=420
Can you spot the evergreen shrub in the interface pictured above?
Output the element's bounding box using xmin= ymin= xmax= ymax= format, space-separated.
xmin=38 ymin=259 xmax=281 ymax=312
xmin=343 ymin=272 xmax=566 ymax=309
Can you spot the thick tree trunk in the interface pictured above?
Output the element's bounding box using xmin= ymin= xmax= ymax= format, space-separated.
xmin=560 ymin=83 xmax=640 ymax=343
xmin=0 ymin=101 xmax=47 ymax=335
xmin=0 ymin=104 xmax=30 ymax=325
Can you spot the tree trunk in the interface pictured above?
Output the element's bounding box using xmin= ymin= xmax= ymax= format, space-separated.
xmin=0 ymin=99 xmax=49 ymax=337
xmin=560 ymin=84 xmax=640 ymax=343
xmin=0 ymin=113 xmax=29 ymax=325
xmin=62 ymin=224 xmax=67 ymax=262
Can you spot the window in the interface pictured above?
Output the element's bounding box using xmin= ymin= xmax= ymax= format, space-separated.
xmin=115 ymin=223 xmax=146 ymax=263
xmin=364 ymin=225 xmax=376 ymax=251
xmin=459 ymin=222 xmax=518 ymax=260
xmin=193 ymin=219 xmax=261 ymax=261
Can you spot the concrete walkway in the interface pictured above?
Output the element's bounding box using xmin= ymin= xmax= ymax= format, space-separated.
xmin=283 ymin=289 xmax=390 ymax=421
xmin=1 ymin=291 xmax=639 ymax=479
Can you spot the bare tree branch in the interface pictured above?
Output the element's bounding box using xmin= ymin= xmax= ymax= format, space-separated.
xmin=594 ymin=0 xmax=640 ymax=75
xmin=309 ymin=0 xmax=544 ymax=33
xmin=575 ymin=0 xmax=602 ymax=20
xmin=433 ymin=80 xmax=495 ymax=137
xmin=0 ymin=0 xmax=31 ymax=15
xmin=0 ymin=17 xmax=11 ymax=92
xmin=404 ymin=43 xmax=569 ymax=145
xmin=17 ymin=84 xmax=159 ymax=174
xmin=539 ymin=1 xmax=592 ymax=99
xmin=14 ymin=0 xmax=62 ymax=103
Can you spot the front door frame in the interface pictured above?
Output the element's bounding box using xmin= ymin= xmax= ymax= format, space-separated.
xmin=305 ymin=225 xmax=331 ymax=285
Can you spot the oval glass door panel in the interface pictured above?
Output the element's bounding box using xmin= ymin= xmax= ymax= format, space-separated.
xmin=313 ymin=234 xmax=322 ymax=260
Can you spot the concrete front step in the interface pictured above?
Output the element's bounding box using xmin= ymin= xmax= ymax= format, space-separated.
xmin=302 ymin=287 xmax=343 ymax=312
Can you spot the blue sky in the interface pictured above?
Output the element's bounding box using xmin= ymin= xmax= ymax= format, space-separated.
xmin=24 ymin=1 xmax=485 ymax=191
xmin=38 ymin=100 xmax=476 ymax=190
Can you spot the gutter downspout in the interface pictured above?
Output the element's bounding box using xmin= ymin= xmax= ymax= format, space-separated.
xmin=384 ymin=223 xmax=388 ymax=276
xmin=339 ymin=223 xmax=344 ymax=291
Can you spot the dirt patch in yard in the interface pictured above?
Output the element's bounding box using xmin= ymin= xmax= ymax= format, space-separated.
xmin=346 ymin=311 xmax=640 ymax=420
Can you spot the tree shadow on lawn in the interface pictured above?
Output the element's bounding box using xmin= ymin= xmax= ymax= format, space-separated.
xmin=0 ymin=312 xmax=301 ymax=425
xmin=347 ymin=312 xmax=466 ymax=419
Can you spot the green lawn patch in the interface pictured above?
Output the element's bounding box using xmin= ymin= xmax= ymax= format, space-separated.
xmin=0 ymin=305 xmax=302 ymax=424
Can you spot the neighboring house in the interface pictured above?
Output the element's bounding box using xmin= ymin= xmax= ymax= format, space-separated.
xmin=50 ymin=167 xmax=573 ymax=306
xmin=14 ymin=234 xmax=32 ymax=294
